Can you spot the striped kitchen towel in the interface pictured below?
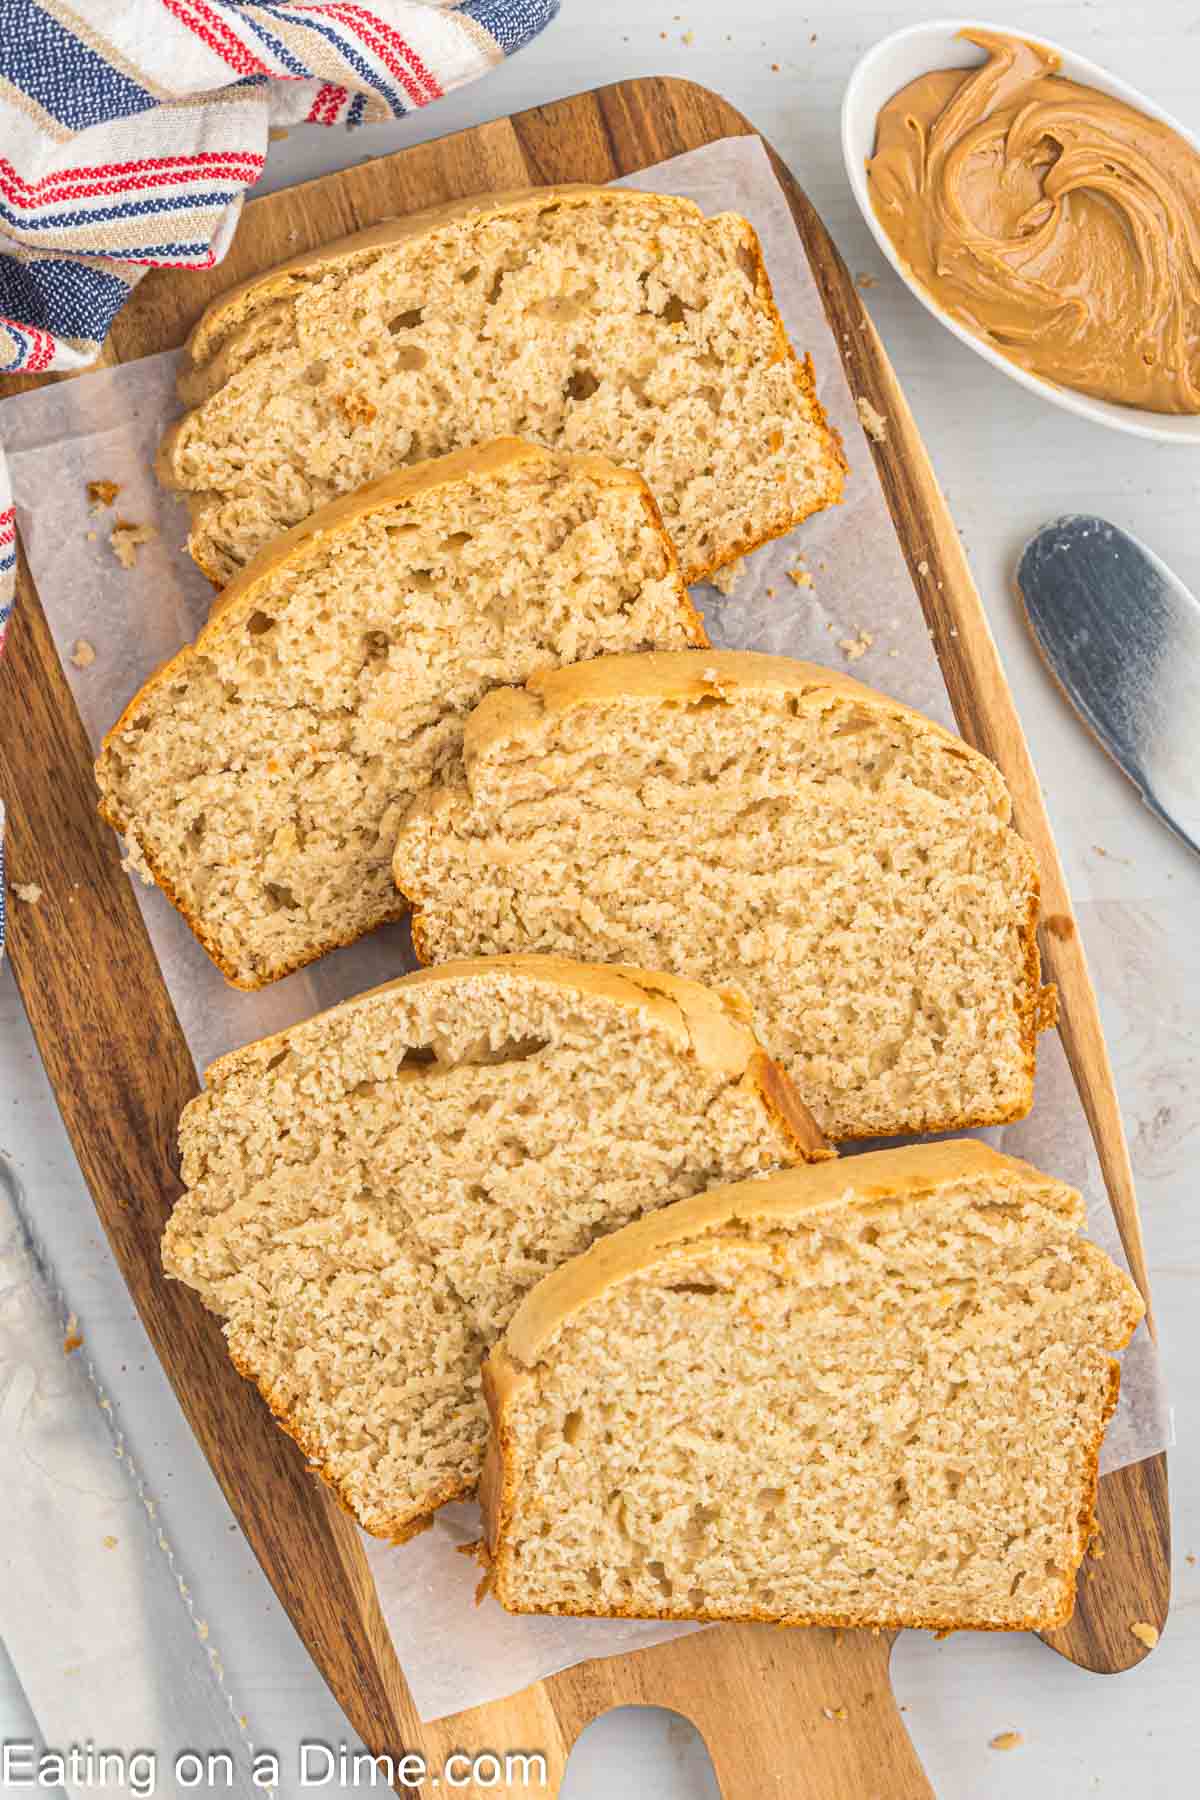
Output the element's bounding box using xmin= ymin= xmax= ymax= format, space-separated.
xmin=0 ymin=0 xmax=558 ymax=949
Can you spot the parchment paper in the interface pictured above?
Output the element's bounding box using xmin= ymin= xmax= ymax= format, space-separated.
xmin=0 ymin=136 xmax=1170 ymax=1722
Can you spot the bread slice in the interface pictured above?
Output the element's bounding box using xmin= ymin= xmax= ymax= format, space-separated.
xmin=157 ymin=185 xmax=846 ymax=586
xmin=96 ymin=440 xmax=704 ymax=989
xmin=392 ymin=650 xmax=1055 ymax=1140
xmin=480 ymin=1141 xmax=1144 ymax=1631
xmin=162 ymin=954 xmax=828 ymax=1539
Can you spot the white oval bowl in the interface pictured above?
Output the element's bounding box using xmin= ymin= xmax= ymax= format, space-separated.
xmin=842 ymin=19 xmax=1200 ymax=445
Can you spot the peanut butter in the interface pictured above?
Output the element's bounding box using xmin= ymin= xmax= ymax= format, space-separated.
xmin=867 ymin=30 xmax=1200 ymax=413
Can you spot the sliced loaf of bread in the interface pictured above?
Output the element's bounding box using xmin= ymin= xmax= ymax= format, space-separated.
xmin=163 ymin=955 xmax=828 ymax=1540
xmin=480 ymin=1141 xmax=1143 ymax=1630
xmin=157 ymin=185 xmax=846 ymax=585
xmin=392 ymin=650 xmax=1055 ymax=1140
xmin=97 ymin=441 xmax=703 ymax=988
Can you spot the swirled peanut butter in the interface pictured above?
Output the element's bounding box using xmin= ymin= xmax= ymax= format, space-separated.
xmin=867 ymin=30 xmax=1200 ymax=412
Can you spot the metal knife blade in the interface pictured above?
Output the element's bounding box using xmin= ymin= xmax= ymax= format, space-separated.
xmin=1017 ymin=515 xmax=1200 ymax=858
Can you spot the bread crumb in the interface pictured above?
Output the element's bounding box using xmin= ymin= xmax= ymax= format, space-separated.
xmin=1186 ymin=1553 xmax=1196 ymax=1566
xmin=989 ymin=1732 xmax=1023 ymax=1752
xmin=788 ymin=567 xmax=814 ymax=588
xmin=14 ymin=881 xmax=43 ymax=904
xmin=765 ymin=586 xmax=776 ymax=598
xmin=63 ymin=1330 xmax=83 ymax=1354
xmin=103 ymin=1535 xmax=118 ymax=1549
xmin=110 ymin=519 xmax=157 ymax=568
xmin=1130 ymin=1620 xmax=1159 ymax=1649
xmin=682 ymin=29 xmax=694 ymax=45
xmin=770 ymin=61 xmax=780 ymax=71
xmin=856 ymin=395 xmax=888 ymax=443
xmin=268 ymin=126 xmax=290 ymax=141
xmin=86 ymin=529 xmax=98 ymax=543
xmin=855 ymin=272 xmax=879 ymax=289
xmin=839 ymin=631 xmax=874 ymax=661
xmin=71 ymin=638 xmax=96 ymax=669
xmin=120 ymin=841 xmax=156 ymax=886
xmin=87 ymin=479 xmax=121 ymax=511
xmin=334 ymin=392 xmax=377 ymax=430
xmin=709 ymin=557 xmax=745 ymax=596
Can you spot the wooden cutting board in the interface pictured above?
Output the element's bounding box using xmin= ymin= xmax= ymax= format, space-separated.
xmin=0 ymin=77 xmax=1170 ymax=1800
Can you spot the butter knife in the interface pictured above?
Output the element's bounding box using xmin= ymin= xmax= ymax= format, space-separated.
xmin=1017 ymin=515 xmax=1200 ymax=857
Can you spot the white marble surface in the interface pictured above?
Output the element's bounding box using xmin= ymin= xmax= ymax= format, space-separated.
xmin=2 ymin=3 xmax=1199 ymax=1794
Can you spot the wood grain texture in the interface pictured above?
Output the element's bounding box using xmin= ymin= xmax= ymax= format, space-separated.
xmin=0 ymin=74 xmax=1166 ymax=1799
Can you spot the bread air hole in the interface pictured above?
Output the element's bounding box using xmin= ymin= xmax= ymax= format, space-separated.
xmin=531 ymin=293 xmax=589 ymax=324
xmin=264 ymin=881 xmax=299 ymax=911
xmin=387 ymin=308 xmax=423 ymax=333
xmin=646 ymin=1560 xmax=673 ymax=1597
xmin=563 ymin=1410 xmax=583 ymax=1446
xmin=246 ymin=610 xmax=276 ymax=637
xmin=565 ymin=368 xmax=600 ymax=403
xmin=393 ymin=344 xmax=428 ymax=372
xmin=441 ymin=531 xmax=473 ymax=552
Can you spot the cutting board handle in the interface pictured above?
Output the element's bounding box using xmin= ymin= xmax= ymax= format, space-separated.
xmin=420 ymin=1625 xmax=931 ymax=1796
xmin=542 ymin=1625 xmax=931 ymax=1798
